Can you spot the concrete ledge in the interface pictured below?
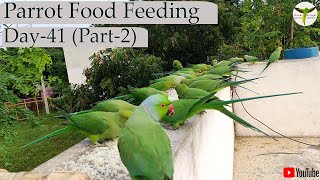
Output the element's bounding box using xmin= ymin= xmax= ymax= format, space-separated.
xmin=233 ymin=59 xmax=320 ymax=137
xmin=33 ymin=88 xmax=235 ymax=180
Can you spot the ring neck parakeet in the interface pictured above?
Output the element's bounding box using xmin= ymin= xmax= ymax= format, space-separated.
xmin=118 ymin=94 xmax=175 ymax=180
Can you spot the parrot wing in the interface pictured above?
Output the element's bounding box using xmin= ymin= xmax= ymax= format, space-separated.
xmin=307 ymin=7 xmax=316 ymax=13
xmin=294 ymin=7 xmax=304 ymax=13
xmin=118 ymin=107 xmax=173 ymax=179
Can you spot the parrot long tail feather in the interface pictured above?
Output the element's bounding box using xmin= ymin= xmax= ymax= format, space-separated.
xmin=237 ymin=85 xmax=261 ymax=95
xmin=206 ymin=92 xmax=302 ymax=108
xmin=54 ymin=109 xmax=93 ymax=119
xmin=111 ymin=94 xmax=133 ymax=100
xmin=217 ymin=106 xmax=275 ymax=139
xmin=217 ymin=77 xmax=264 ymax=90
xmin=231 ymin=73 xmax=258 ymax=84
xmin=20 ymin=126 xmax=75 ymax=149
xmin=259 ymin=63 xmax=271 ymax=75
xmin=233 ymin=90 xmax=319 ymax=146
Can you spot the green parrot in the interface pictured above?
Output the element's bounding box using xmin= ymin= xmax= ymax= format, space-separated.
xmin=211 ymin=59 xmax=218 ymax=66
xmin=172 ymin=72 xmax=195 ymax=79
xmin=260 ymin=47 xmax=282 ymax=75
xmin=244 ymin=55 xmax=259 ymax=64
xmin=161 ymin=92 xmax=301 ymax=130
xmin=172 ymin=60 xmax=183 ymax=70
xmin=55 ymin=99 xmax=137 ymax=118
xmin=151 ymin=75 xmax=185 ymax=85
xmin=175 ymin=84 xmax=209 ymax=99
xmin=205 ymin=66 xmax=237 ymax=76
xmin=22 ymin=110 xmax=133 ymax=148
xmin=228 ymin=57 xmax=244 ymax=62
xmin=181 ymin=77 xmax=211 ymax=86
xmin=189 ymin=63 xmax=212 ymax=71
xmin=187 ymin=78 xmax=259 ymax=93
xmin=130 ymin=87 xmax=168 ymax=104
xmin=295 ymin=7 xmax=316 ymax=25
xmin=178 ymin=68 xmax=202 ymax=73
xmin=214 ymin=60 xmax=234 ymax=67
xmin=188 ymin=79 xmax=222 ymax=92
xmin=118 ymin=94 xmax=175 ymax=180
xmin=149 ymin=81 xmax=175 ymax=91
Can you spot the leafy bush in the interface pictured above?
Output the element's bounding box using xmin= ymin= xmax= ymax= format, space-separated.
xmin=84 ymin=48 xmax=165 ymax=100
xmin=0 ymin=72 xmax=38 ymax=141
xmin=51 ymin=84 xmax=98 ymax=113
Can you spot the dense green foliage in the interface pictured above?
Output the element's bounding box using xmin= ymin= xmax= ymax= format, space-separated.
xmin=97 ymin=0 xmax=320 ymax=64
xmin=0 ymin=48 xmax=52 ymax=96
xmin=84 ymin=48 xmax=164 ymax=99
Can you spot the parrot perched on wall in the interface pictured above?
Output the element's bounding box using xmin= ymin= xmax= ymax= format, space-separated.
xmin=55 ymin=99 xmax=137 ymax=118
xmin=189 ymin=63 xmax=212 ymax=71
xmin=228 ymin=57 xmax=244 ymax=62
xmin=244 ymin=55 xmax=259 ymax=64
xmin=172 ymin=60 xmax=183 ymax=70
xmin=161 ymin=92 xmax=301 ymax=130
xmin=151 ymin=75 xmax=185 ymax=85
xmin=129 ymin=87 xmax=168 ymax=104
xmin=22 ymin=110 xmax=133 ymax=148
xmin=175 ymin=84 xmax=209 ymax=99
xmin=294 ymin=7 xmax=316 ymax=25
xmin=118 ymin=94 xmax=175 ymax=180
xmin=260 ymin=47 xmax=282 ymax=75
xmin=149 ymin=81 xmax=175 ymax=91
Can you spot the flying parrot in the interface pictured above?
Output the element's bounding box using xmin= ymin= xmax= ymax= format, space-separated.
xmin=244 ymin=55 xmax=259 ymax=64
xmin=172 ymin=60 xmax=183 ymax=70
xmin=149 ymin=80 xmax=175 ymax=91
xmin=22 ymin=110 xmax=133 ymax=148
xmin=175 ymin=84 xmax=209 ymax=99
xmin=260 ymin=47 xmax=282 ymax=75
xmin=161 ymin=92 xmax=301 ymax=130
xmin=118 ymin=94 xmax=175 ymax=180
xmin=295 ymin=7 xmax=316 ymax=25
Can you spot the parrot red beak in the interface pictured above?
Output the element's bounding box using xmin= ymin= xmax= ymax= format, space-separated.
xmin=167 ymin=104 xmax=175 ymax=116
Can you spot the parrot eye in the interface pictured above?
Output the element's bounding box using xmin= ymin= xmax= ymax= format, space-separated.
xmin=160 ymin=104 xmax=165 ymax=108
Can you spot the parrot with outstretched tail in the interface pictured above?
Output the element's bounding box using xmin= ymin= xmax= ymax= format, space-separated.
xmin=175 ymin=84 xmax=209 ymax=99
xmin=149 ymin=81 xmax=175 ymax=91
xmin=55 ymin=99 xmax=137 ymax=118
xmin=151 ymin=75 xmax=185 ymax=85
xmin=161 ymin=92 xmax=301 ymax=130
xmin=118 ymin=94 xmax=175 ymax=180
xmin=22 ymin=110 xmax=133 ymax=148
xmin=295 ymin=7 xmax=316 ymax=25
xmin=260 ymin=47 xmax=282 ymax=75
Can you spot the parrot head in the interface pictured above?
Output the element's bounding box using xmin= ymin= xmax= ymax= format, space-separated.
xmin=277 ymin=47 xmax=283 ymax=52
xmin=142 ymin=94 xmax=175 ymax=121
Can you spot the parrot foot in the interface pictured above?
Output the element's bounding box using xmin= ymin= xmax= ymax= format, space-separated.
xmin=161 ymin=123 xmax=177 ymax=130
xmin=199 ymin=111 xmax=207 ymax=115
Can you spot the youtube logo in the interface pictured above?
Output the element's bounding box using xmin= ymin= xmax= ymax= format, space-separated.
xmin=283 ymin=167 xmax=295 ymax=178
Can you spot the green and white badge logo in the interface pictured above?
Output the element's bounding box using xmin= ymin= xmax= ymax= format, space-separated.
xmin=293 ymin=2 xmax=317 ymax=26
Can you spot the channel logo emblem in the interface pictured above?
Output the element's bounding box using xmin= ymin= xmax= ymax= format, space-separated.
xmin=283 ymin=167 xmax=295 ymax=178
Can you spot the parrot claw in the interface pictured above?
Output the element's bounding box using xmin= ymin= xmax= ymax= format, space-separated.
xmin=199 ymin=111 xmax=207 ymax=115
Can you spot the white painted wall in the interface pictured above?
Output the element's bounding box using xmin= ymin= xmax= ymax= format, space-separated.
xmin=233 ymin=58 xmax=320 ymax=137
xmin=173 ymin=88 xmax=235 ymax=180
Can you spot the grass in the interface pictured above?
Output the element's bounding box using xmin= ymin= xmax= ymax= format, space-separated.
xmin=0 ymin=113 xmax=85 ymax=172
